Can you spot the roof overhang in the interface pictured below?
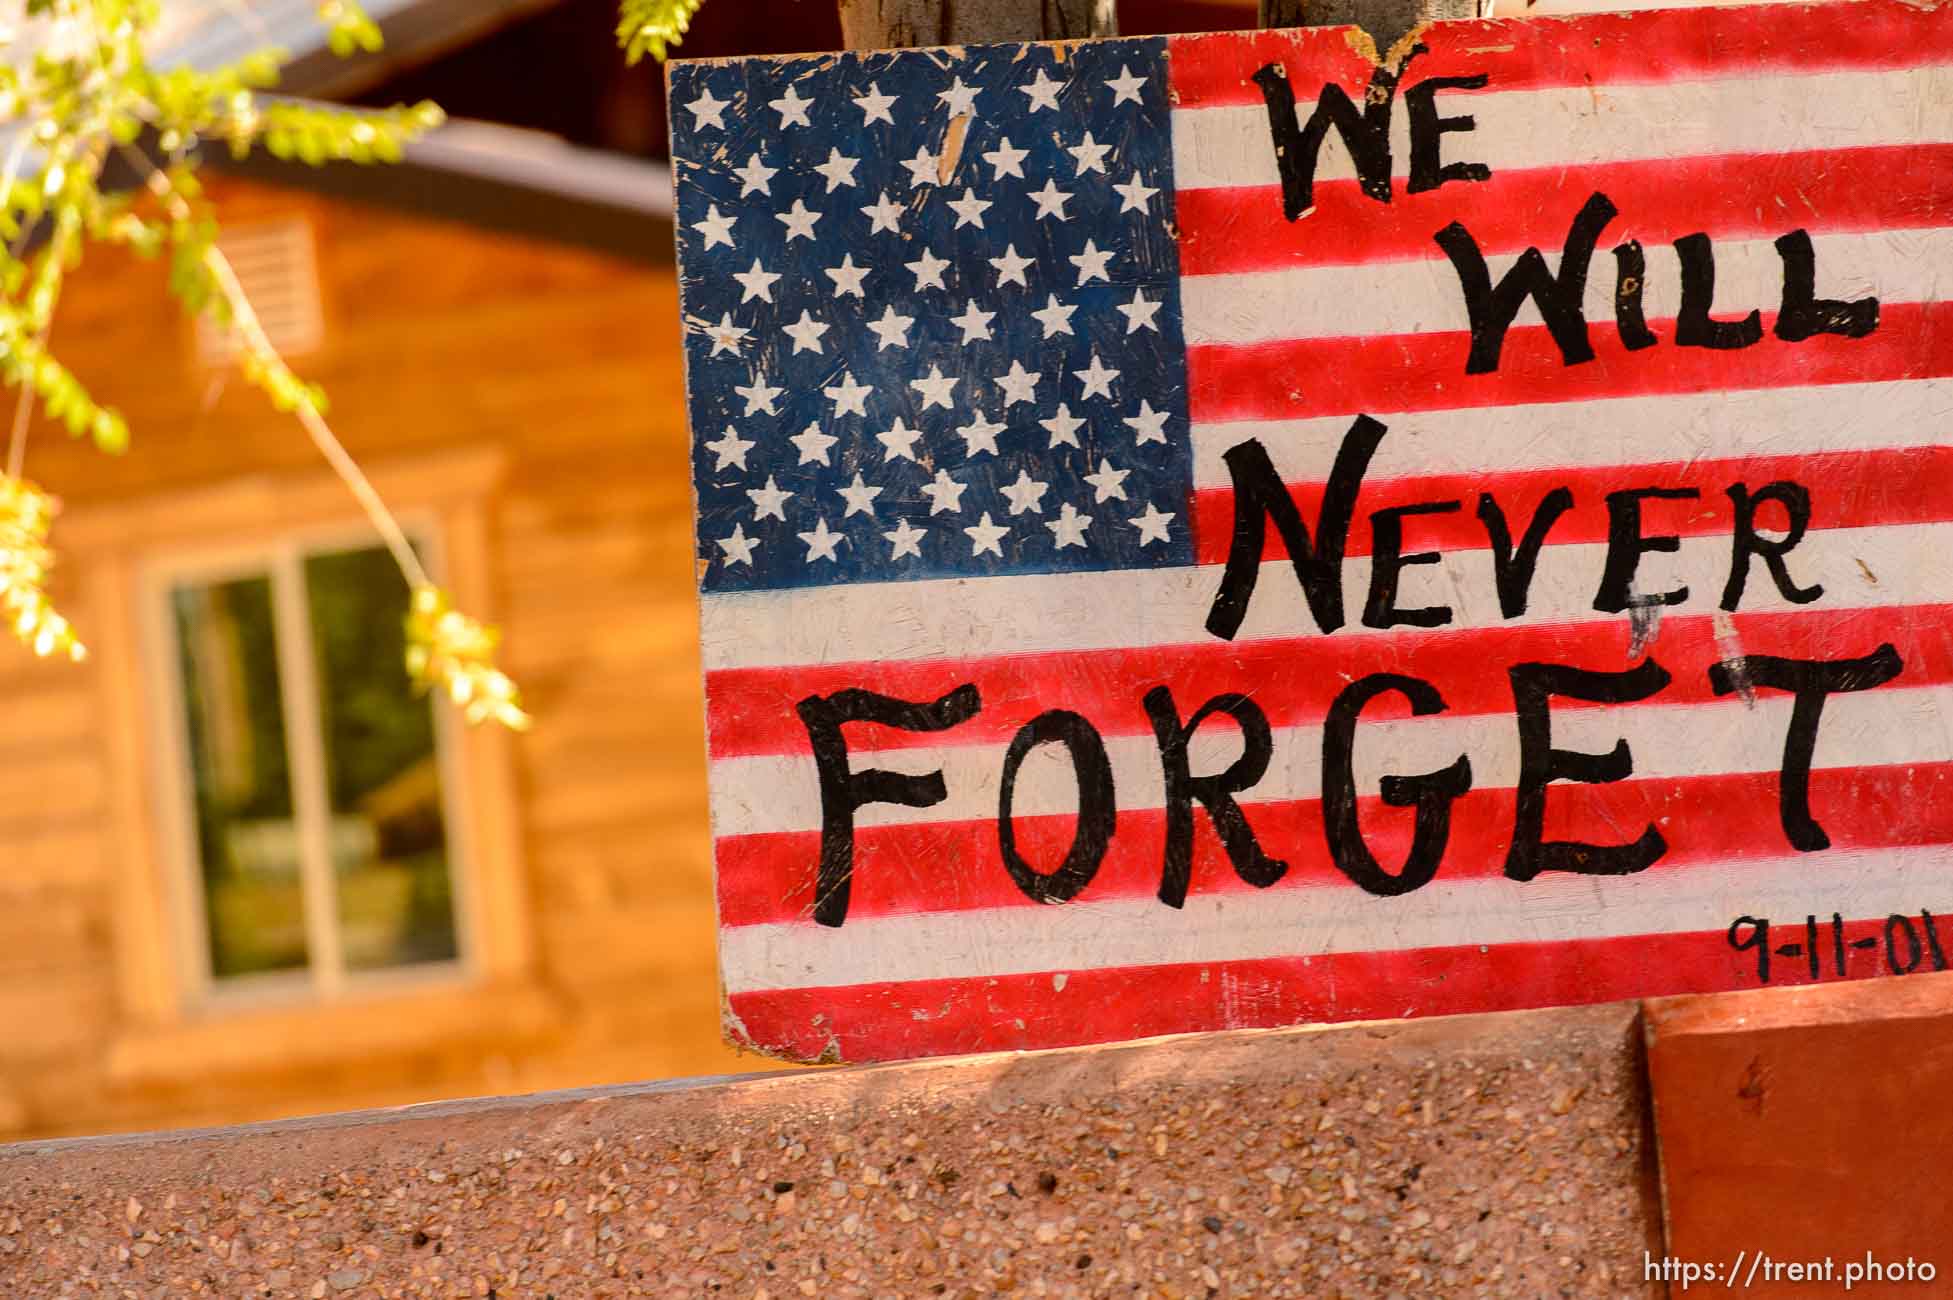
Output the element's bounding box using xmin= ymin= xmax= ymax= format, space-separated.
xmin=203 ymin=115 xmax=676 ymax=265
xmin=157 ymin=0 xmax=567 ymax=98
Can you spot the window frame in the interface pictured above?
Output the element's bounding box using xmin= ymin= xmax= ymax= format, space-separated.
xmin=141 ymin=514 xmax=480 ymax=1010
xmin=71 ymin=446 xmax=537 ymax=1065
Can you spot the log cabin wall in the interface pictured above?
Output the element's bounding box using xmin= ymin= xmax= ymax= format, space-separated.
xmin=0 ymin=175 xmax=763 ymax=1139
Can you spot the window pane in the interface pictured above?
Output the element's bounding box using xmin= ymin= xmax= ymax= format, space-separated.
xmin=305 ymin=545 xmax=459 ymax=972
xmin=172 ymin=576 xmax=309 ymax=980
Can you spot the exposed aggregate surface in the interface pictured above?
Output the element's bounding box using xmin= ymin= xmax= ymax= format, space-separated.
xmin=0 ymin=1004 xmax=1658 ymax=1298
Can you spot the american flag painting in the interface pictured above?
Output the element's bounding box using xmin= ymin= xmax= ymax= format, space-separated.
xmin=668 ymin=0 xmax=1953 ymax=1063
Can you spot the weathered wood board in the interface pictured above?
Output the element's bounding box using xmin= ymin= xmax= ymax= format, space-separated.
xmin=668 ymin=0 xmax=1953 ymax=1062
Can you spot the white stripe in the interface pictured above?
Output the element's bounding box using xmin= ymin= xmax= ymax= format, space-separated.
xmin=709 ymin=682 xmax=1953 ymax=838
xmin=1179 ymin=227 xmax=1952 ymax=345
xmin=719 ymin=844 xmax=1953 ymax=992
xmin=1191 ymin=378 xmax=1953 ymax=488
xmin=1170 ymin=64 xmax=1953 ymax=192
xmin=701 ymin=520 xmax=1953 ymax=671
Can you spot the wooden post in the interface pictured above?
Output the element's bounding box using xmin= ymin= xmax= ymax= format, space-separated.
xmin=838 ymin=0 xmax=1115 ymax=49
xmin=1261 ymin=0 xmax=1476 ymax=63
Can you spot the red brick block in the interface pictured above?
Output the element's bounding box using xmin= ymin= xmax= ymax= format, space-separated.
xmin=1645 ymin=970 xmax=1953 ymax=1297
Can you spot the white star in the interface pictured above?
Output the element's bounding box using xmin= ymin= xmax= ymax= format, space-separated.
xmin=812 ymin=147 xmax=860 ymax=192
xmin=1083 ymin=458 xmax=1130 ymax=502
xmin=861 ymin=190 xmax=904 ymax=235
xmin=1074 ymin=352 xmax=1120 ymax=400
xmin=1069 ymin=238 xmax=1114 ymax=284
xmin=782 ymin=310 xmax=829 ymax=354
xmin=921 ymin=468 xmax=968 ymax=515
xmin=965 ymin=512 xmax=1009 ymax=557
xmin=906 ymin=247 xmax=950 ymax=291
xmin=982 ymin=137 xmax=1029 ymax=180
xmin=1106 ymin=65 xmax=1147 ymax=106
xmin=798 ymin=516 xmax=845 ymax=562
xmin=776 ymin=199 xmax=821 ymax=242
xmin=1039 ymin=402 xmax=1085 ymax=448
xmin=1130 ymin=502 xmax=1175 ymax=546
xmin=790 ymin=422 xmax=839 ymax=466
xmin=717 ymin=522 xmax=758 ymax=567
xmin=1047 ymin=501 xmax=1094 ymax=549
xmin=988 ymin=245 xmax=1033 ymax=288
xmin=837 ymin=472 xmax=883 ymax=518
xmin=947 ymin=188 xmax=992 ymax=230
xmin=687 ymin=86 xmax=728 ymax=129
xmin=901 ymin=146 xmax=940 ymax=188
xmin=1124 ymin=399 xmax=1171 ymax=445
xmin=1030 ymin=293 xmax=1076 ymax=338
xmin=1020 ymin=68 xmax=1063 ymax=112
xmin=950 ymin=300 xmax=995 ymax=344
xmin=1067 ymin=131 xmax=1113 ymax=175
xmin=1113 ymin=171 xmax=1159 ymax=213
xmin=731 ymin=258 xmax=780 ymax=303
xmin=1117 ymin=287 xmax=1162 ymax=333
xmin=702 ymin=312 xmax=748 ymax=356
xmin=956 ymin=410 xmax=1005 ymax=457
xmin=748 ymin=475 xmax=792 ymax=521
xmin=734 ymin=153 xmax=777 ymax=197
xmin=1029 ymin=177 xmax=1073 ymax=222
xmin=705 ymin=425 xmax=754 ymax=470
xmin=883 ymin=518 xmax=927 ymax=560
xmin=770 ymin=84 xmax=814 ymax=127
xmin=876 ymin=417 xmax=924 ymax=462
xmin=735 ymin=374 xmax=783 ymax=416
xmin=691 ymin=204 xmax=736 ymax=251
xmin=938 ymin=76 xmax=981 ymax=117
xmin=995 ymin=360 xmax=1040 ymax=406
xmin=854 ymin=82 xmax=897 ymax=125
xmin=823 ymin=371 xmax=873 ymax=417
xmin=911 ymin=365 xmax=958 ymax=410
xmin=825 ymin=253 xmax=870 ymax=298
xmin=999 ymin=469 xmax=1048 ymax=515
xmin=866 ymin=303 xmax=915 ymax=351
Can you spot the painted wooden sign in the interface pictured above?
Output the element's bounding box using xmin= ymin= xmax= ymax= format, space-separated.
xmin=669 ymin=0 xmax=1953 ymax=1062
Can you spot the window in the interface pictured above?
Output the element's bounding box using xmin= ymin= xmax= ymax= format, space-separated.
xmin=76 ymin=450 xmax=537 ymax=1072
xmin=162 ymin=537 xmax=464 ymax=999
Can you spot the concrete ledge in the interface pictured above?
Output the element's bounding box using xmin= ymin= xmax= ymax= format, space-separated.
xmin=0 ymin=1001 xmax=1658 ymax=1297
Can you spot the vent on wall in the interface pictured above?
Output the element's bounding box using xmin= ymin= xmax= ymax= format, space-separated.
xmin=193 ymin=219 xmax=325 ymax=365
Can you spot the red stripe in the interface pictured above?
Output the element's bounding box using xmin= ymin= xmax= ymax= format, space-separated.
xmin=1175 ymin=146 xmax=1953 ymax=276
xmin=1166 ymin=24 xmax=1375 ymax=111
xmin=728 ymin=915 xmax=1949 ymax=1061
xmin=1189 ymin=445 xmax=1953 ymax=566
xmin=1165 ymin=1 xmax=1953 ymax=108
xmin=716 ymin=763 xmax=1953 ymax=927
xmin=705 ymin=605 xmax=1952 ymax=759
xmin=1185 ymin=300 xmax=1953 ymax=424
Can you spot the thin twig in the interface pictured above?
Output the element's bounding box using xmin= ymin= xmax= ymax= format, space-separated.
xmin=6 ymin=322 xmax=48 ymax=479
xmin=10 ymin=132 xmax=109 ymax=480
xmin=3 ymin=181 xmax=43 ymax=479
xmin=0 ymin=130 xmax=32 ymax=217
xmin=129 ymin=153 xmax=430 ymax=590
xmin=203 ymin=243 xmax=431 ymax=588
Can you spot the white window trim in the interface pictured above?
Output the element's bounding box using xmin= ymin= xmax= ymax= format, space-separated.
xmin=140 ymin=514 xmax=482 ymax=1011
xmin=70 ymin=446 xmax=544 ymax=1079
